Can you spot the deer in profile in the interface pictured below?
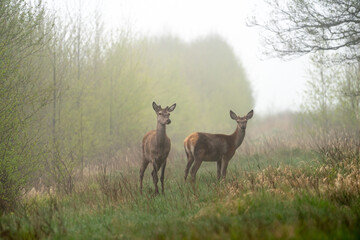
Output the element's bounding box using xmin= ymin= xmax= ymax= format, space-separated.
xmin=184 ymin=109 xmax=253 ymax=182
xmin=140 ymin=102 xmax=176 ymax=195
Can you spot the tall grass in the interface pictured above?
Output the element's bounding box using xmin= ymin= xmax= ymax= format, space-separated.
xmin=1 ymin=113 xmax=360 ymax=239
xmin=1 ymin=148 xmax=359 ymax=239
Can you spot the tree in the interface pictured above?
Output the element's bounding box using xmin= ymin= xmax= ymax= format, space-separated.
xmin=336 ymin=63 xmax=360 ymax=125
xmin=0 ymin=0 xmax=52 ymax=211
xmin=302 ymin=51 xmax=337 ymax=134
xmin=250 ymin=0 xmax=360 ymax=63
xmin=141 ymin=35 xmax=254 ymax=140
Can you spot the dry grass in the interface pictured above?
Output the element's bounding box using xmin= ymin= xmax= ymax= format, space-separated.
xmin=223 ymin=158 xmax=360 ymax=201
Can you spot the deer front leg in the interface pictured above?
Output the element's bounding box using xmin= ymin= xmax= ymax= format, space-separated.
xmin=160 ymin=161 xmax=167 ymax=194
xmin=217 ymin=161 xmax=222 ymax=180
xmin=139 ymin=159 xmax=149 ymax=194
xmin=220 ymin=158 xmax=229 ymax=179
xmin=151 ymin=162 xmax=160 ymax=195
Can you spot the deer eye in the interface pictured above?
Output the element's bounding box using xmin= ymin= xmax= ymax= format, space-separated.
xmin=159 ymin=112 xmax=163 ymax=115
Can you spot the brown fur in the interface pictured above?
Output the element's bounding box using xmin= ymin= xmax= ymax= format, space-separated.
xmin=184 ymin=110 xmax=253 ymax=182
xmin=140 ymin=102 xmax=176 ymax=194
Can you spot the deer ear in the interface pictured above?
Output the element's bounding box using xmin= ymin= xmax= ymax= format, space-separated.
xmin=246 ymin=110 xmax=254 ymax=120
xmin=168 ymin=103 xmax=176 ymax=112
xmin=230 ymin=110 xmax=237 ymax=120
xmin=152 ymin=102 xmax=160 ymax=112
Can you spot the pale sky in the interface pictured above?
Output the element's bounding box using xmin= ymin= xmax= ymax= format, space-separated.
xmin=50 ymin=0 xmax=309 ymax=115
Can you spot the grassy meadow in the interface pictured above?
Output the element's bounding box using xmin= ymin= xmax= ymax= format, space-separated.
xmin=1 ymin=1 xmax=360 ymax=239
xmin=1 ymin=114 xmax=360 ymax=240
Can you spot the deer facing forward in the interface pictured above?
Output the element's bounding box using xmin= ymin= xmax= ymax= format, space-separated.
xmin=184 ymin=109 xmax=253 ymax=182
xmin=140 ymin=102 xmax=176 ymax=195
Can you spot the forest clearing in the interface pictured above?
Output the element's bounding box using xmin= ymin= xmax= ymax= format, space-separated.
xmin=1 ymin=0 xmax=360 ymax=239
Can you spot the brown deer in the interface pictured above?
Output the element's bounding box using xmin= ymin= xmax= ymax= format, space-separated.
xmin=140 ymin=102 xmax=176 ymax=194
xmin=184 ymin=109 xmax=253 ymax=182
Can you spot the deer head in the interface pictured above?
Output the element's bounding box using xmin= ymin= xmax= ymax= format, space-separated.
xmin=230 ymin=109 xmax=254 ymax=130
xmin=153 ymin=102 xmax=176 ymax=125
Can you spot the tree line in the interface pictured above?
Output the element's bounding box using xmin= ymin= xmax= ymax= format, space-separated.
xmin=251 ymin=0 xmax=360 ymax=164
xmin=0 ymin=0 xmax=253 ymax=211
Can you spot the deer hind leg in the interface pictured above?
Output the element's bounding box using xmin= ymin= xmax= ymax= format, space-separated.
xmin=139 ymin=159 xmax=149 ymax=194
xmin=217 ymin=161 xmax=222 ymax=180
xmin=151 ymin=161 xmax=160 ymax=195
xmin=184 ymin=151 xmax=194 ymax=181
xmin=160 ymin=161 xmax=167 ymax=194
xmin=221 ymin=158 xmax=229 ymax=179
xmin=190 ymin=158 xmax=203 ymax=183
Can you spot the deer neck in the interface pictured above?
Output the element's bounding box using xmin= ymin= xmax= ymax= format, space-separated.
xmin=156 ymin=122 xmax=167 ymax=146
xmin=231 ymin=125 xmax=246 ymax=149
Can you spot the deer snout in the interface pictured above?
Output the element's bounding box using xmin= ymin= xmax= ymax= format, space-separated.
xmin=166 ymin=119 xmax=171 ymax=124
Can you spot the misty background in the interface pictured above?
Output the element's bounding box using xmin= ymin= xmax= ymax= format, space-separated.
xmin=50 ymin=0 xmax=308 ymax=115
xmin=1 ymin=0 xmax=360 ymax=221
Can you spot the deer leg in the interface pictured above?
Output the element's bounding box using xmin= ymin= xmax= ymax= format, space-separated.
xmin=160 ymin=161 xmax=167 ymax=194
xmin=221 ymin=159 xmax=229 ymax=179
xmin=184 ymin=154 xmax=194 ymax=181
xmin=217 ymin=161 xmax=222 ymax=180
xmin=190 ymin=159 xmax=203 ymax=183
xmin=139 ymin=159 xmax=149 ymax=194
xmin=151 ymin=162 xmax=160 ymax=195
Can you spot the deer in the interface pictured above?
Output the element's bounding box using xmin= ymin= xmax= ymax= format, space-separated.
xmin=184 ymin=109 xmax=253 ymax=182
xmin=140 ymin=101 xmax=176 ymax=195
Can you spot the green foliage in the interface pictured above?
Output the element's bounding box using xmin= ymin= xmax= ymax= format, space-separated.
xmin=0 ymin=0 xmax=253 ymax=209
xmin=301 ymin=52 xmax=360 ymax=168
xmin=40 ymin=28 xmax=254 ymax=183
xmin=136 ymin=35 xmax=254 ymax=147
xmin=0 ymin=0 xmax=51 ymax=212
xmin=1 ymin=2 xmax=359 ymax=240
xmin=303 ymin=52 xmax=360 ymax=128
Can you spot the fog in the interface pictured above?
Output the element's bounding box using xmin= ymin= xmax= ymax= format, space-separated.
xmin=2 ymin=2 xmax=360 ymax=236
xmin=50 ymin=0 xmax=309 ymax=115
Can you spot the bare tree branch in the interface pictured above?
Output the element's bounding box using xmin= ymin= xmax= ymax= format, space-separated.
xmin=249 ymin=0 xmax=360 ymax=63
